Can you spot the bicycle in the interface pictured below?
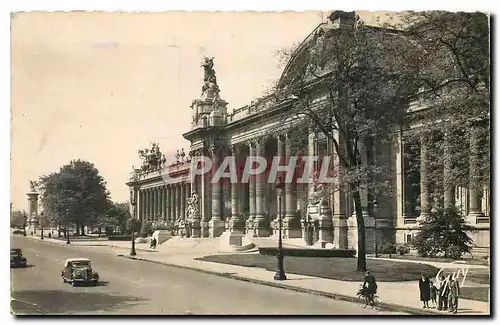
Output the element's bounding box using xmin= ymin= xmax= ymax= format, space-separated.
xmin=357 ymin=286 xmax=382 ymax=311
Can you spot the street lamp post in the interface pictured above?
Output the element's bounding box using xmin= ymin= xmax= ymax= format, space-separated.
xmin=40 ymin=212 xmax=44 ymax=240
xmin=373 ymin=201 xmax=378 ymax=258
xmin=274 ymin=177 xmax=287 ymax=281
xmin=130 ymin=198 xmax=137 ymax=256
xmin=65 ymin=208 xmax=71 ymax=244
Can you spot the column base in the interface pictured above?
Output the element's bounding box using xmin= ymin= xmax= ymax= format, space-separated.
xmin=467 ymin=211 xmax=485 ymax=225
xmin=209 ymin=218 xmax=225 ymax=237
xmin=333 ymin=214 xmax=348 ymax=249
xmin=254 ymin=216 xmax=271 ymax=237
xmin=348 ymin=209 xmax=375 ymax=254
xmin=284 ymin=218 xmax=302 ymax=238
xmin=228 ymin=217 xmax=245 ymax=233
xmin=200 ymin=221 xmax=209 ymax=238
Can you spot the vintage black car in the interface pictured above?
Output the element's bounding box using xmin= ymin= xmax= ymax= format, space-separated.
xmin=61 ymin=258 xmax=99 ymax=286
xmin=10 ymin=249 xmax=27 ymax=268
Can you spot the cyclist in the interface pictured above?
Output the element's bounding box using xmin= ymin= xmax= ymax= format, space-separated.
xmin=363 ymin=271 xmax=378 ymax=306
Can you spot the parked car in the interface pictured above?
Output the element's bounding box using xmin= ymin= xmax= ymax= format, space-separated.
xmin=61 ymin=258 xmax=99 ymax=286
xmin=10 ymin=249 xmax=27 ymax=268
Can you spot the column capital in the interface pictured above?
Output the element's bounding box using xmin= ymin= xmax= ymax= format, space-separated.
xmin=231 ymin=144 xmax=241 ymax=155
xmin=246 ymin=138 xmax=257 ymax=149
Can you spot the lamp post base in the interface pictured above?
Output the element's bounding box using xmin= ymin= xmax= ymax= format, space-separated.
xmin=274 ymin=269 xmax=287 ymax=281
xmin=274 ymin=254 xmax=287 ymax=281
xmin=130 ymin=237 xmax=137 ymax=256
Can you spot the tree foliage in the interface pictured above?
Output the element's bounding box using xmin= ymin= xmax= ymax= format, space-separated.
xmin=38 ymin=159 xmax=111 ymax=232
xmin=413 ymin=207 xmax=476 ymax=259
xmin=398 ymin=11 xmax=490 ymax=205
xmin=263 ymin=12 xmax=423 ymax=271
xmin=125 ymin=217 xmax=142 ymax=235
xmin=10 ymin=210 xmax=26 ymax=228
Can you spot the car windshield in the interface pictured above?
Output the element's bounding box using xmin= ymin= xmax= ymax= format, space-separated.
xmin=71 ymin=261 xmax=90 ymax=268
xmin=10 ymin=250 xmax=22 ymax=257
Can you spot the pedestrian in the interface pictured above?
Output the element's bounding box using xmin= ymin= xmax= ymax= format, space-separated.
xmin=418 ymin=274 xmax=431 ymax=308
xmin=429 ymin=280 xmax=438 ymax=308
xmin=48 ymin=232 xmax=52 ymax=239
xmin=448 ymin=275 xmax=460 ymax=314
xmin=438 ymin=275 xmax=449 ymax=311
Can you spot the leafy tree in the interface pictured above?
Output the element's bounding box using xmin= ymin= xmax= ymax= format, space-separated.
xmin=413 ymin=206 xmax=476 ymax=259
xmin=264 ymin=11 xmax=421 ymax=271
xmin=10 ymin=210 xmax=26 ymax=228
xmin=96 ymin=202 xmax=131 ymax=234
xmin=125 ymin=217 xmax=142 ymax=235
xmin=395 ymin=12 xmax=490 ymax=207
xmin=38 ymin=160 xmax=110 ymax=235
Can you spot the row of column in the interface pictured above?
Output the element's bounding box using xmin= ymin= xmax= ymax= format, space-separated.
xmin=405 ymin=124 xmax=487 ymax=222
xmin=138 ymin=183 xmax=191 ymax=222
xmin=193 ymin=133 xmax=302 ymax=238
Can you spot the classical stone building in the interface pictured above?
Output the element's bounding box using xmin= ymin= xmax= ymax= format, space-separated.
xmin=127 ymin=12 xmax=490 ymax=251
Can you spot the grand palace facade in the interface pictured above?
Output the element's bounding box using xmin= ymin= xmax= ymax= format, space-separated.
xmin=126 ymin=12 xmax=490 ymax=252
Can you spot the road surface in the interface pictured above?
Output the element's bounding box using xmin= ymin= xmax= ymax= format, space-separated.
xmin=10 ymin=235 xmax=407 ymax=315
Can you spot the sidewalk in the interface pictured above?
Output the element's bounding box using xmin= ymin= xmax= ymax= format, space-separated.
xmin=21 ymin=234 xmax=490 ymax=315
xmin=21 ymin=235 xmax=158 ymax=252
xmin=116 ymin=250 xmax=490 ymax=316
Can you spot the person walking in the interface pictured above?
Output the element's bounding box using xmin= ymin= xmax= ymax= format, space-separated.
xmin=448 ymin=275 xmax=460 ymax=314
xmin=429 ymin=281 xmax=438 ymax=308
xmin=437 ymin=275 xmax=449 ymax=311
xmin=419 ymin=274 xmax=431 ymax=308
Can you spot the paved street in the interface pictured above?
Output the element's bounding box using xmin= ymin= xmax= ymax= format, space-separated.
xmin=10 ymin=235 xmax=407 ymax=315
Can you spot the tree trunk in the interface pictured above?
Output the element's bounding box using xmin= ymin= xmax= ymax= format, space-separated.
xmin=352 ymin=190 xmax=367 ymax=271
xmin=81 ymin=225 xmax=85 ymax=236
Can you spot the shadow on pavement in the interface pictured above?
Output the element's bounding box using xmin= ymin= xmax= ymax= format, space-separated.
xmin=10 ymin=264 xmax=35 ymax=269
xmin=11 ymin=290 xmax=147 ymax=315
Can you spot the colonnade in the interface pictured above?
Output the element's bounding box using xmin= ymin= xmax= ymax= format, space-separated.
xmin=400 ymin=124 xmax=489 ymax=224
xmin=137 ymin=182 xmax=191 ymax=222
xmin=186 ymin=132 xmax=303 ymax=238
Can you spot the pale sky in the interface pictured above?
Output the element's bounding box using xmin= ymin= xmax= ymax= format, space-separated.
xmin=10 ymin=11 xmax=392 ymax=211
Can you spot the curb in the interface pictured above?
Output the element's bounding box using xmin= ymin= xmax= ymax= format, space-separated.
xmin=117 ymin=254 xmax=444 ymax=316
xmin=23 ymin=235 xmax=158 ymax=253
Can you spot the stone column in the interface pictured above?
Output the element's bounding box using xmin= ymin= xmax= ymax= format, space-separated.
xmin=332 ymin=129 xmax=348 ymax=248
xmin=349 ymin=139 xmax=374 ymax=253
xmin=181 ymin=183 xmax=186 ymax=220
xmin=254 ymin=137 xmax=270 ymax=237
xmin=157 ymin=187 xmax=161 ymax=220
xmin=277 ymin=135 xmax=287 ymax=222
xmin=145 ymin=189 xmax=149 ymax=221
xmin=419 ymin=135 xmax=430 ymax=218
xmin=27 ymin=191 xmax=39 ymax=233
xmin=284 ymin=133 xmax=301 ymax=238
xmin=156 ymin=187 xmax=161 ymax=221
xmin=175 ymin=184 xmax=181 ymax=221
xmin=201 ymin=149 xmax=211 ymax=237
xmin=209 ymin=145 xmax=224 ymax=237
xmin=247 ymin=140 xmax=257 ymax=234
xmin=161 ymin=186 xmax=167 ymax=221
xmin=169 ymin=185 xmax=174 ymax=222
xmin=467 ymin=125 xmax=484 ymax=221
xmin=443 ymin=130 xmax=455 ymax=209
xmin=230 ymin=145 xmax=244 ymax=232
xmin=138 ymin=190 xmax=143 ymax=221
